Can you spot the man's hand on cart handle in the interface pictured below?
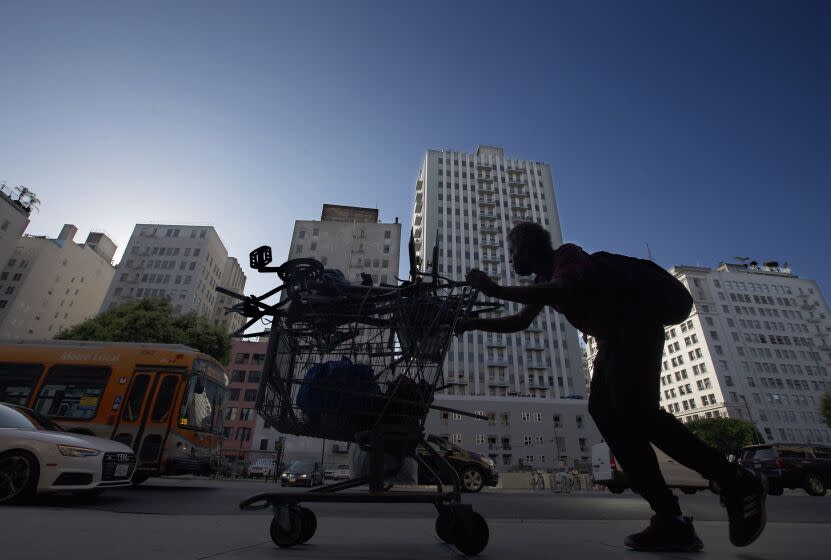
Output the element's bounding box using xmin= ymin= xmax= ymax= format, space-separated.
xmin=466 ymin=269 xmax=500 ymax=297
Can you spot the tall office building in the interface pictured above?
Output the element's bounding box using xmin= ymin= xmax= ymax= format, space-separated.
xmin=586 ymin=261 xmax=831 ymax=444
xmin=0 ymin=184 xmax=32 ymax=267
xmin=211 ymin=257 xmax=246 ymax=335
xmin=0 ymin=224 xmax=116 ymax=339
xmin=252 ymin=205 xmax=402 ymax=466
xmin=414 ymin=146 xmax=599 ymax=471
xmin=100 ymin=224 xmax=246 ymax=333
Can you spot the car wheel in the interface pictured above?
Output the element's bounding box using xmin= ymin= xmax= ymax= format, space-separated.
xmin=607 ymin=484 xmax=625 ymax=494
xmin=804 ymin=474 xmax=826 ymax=497
xmin=460 ymin=466 xmax=484 ymax=493
xmin=0 ymin=451 xmax=39 ymax=504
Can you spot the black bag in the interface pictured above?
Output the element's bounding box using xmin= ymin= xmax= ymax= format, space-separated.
xmin=589 ymin=252 xmax=693 ymax=326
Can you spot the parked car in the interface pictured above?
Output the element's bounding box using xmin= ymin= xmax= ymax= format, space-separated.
xmin=0 ymin=403 xmax=136 ymax=503
xmin=333 ymin=464 xmax=351 ymax=480
xmin=280 ymin=460 xmax=324 ymax=487
xmin=592 ymin=442 xmax=712 ymax=494
xmin=740 ymin=443 xmax=831 ymax=496
xmin=323 ymin=466 xmax=336 ymax=479
xmin=247 ymin=458 xmax=276 ymax=479
xmin=415 ymin=435 xmax=499 ymax=493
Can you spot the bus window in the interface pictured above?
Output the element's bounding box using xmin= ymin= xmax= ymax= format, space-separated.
xmin=179 ymin=376 xmax=226 ymax=434
xmin=121 ymin=374 xmax=151 ymax=422
xmin=34 ymin=365 xmax=110 ymax=420
xmin=0 ymin=363 xmax=43 ymax=405
xmin=151 ymin=375 xmax=179 ymax=423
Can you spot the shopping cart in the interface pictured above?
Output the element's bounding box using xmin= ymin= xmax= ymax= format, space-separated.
xmin=217 ymin=235 xmax=500 ymax=556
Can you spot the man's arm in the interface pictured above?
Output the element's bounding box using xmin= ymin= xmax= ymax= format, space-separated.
xmin=490 ymin=279 xmax=572 ymax=307
xmin=459 ymin=303 xmax=543 ymax=334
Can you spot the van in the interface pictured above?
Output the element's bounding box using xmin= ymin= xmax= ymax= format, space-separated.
xmin=248 ymin=458 xmax=276 ymax=479
xmin=592 ymin=442 xmax=711 ymax=494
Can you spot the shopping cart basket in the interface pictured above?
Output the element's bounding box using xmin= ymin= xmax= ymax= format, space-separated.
xmin=217 ymin=239 xmax=500 ymax=556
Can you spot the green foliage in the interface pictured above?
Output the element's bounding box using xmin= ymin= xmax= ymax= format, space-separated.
xmin=56 ymin=297 xmax=231 ymax=364
xmin=820 ymin=391 xmax=831 ymax=429
xmin=685 ymin=417 xmax=763 ymax=455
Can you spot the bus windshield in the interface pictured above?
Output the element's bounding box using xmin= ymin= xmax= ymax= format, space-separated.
xmin=179 ymin=375 xmax=226 ymax=434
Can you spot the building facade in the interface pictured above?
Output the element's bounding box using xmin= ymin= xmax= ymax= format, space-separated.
xmin=413 ymin=146 xmax=599 ymax=471
xmin=100 ymin=224 xmax=246 ymax=333
xmin=211 ymin=257 xmax=247 ymax=335
xmin=0 ymin=224 xmax=116 ymax=339
xmin=252 ymin=205 xmax=402 ymax=467
xmin=0 ymin=184 xmax=32 ymax=268
xmin=586 ymin=261 xmax=831 ymax=445
xmin=221 ymin=339 xmax=267 ymax=467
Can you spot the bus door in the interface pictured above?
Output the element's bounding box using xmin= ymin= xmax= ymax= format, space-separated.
xmin=113 ymin=370 xmax=182 ymax=469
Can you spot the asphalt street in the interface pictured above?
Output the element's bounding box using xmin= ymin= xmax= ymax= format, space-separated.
xmin=23 ymin=476 xmax=831 ymax=523
xmin=2 ymin=477 xmax=829 ymax=560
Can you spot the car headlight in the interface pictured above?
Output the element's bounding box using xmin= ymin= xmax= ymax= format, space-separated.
xmin=58 ymin=445 xmax=101 ymax=458
xmin=177 ymin=442 xmax=190 ymax=453
xmin=483 ymin=458 xmax=495 ymax=468
xmin=298 ymin=474 xmax=308 ymax=478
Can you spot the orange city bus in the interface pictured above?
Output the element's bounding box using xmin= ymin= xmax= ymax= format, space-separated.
xmin=0 ymin=340 xmax=229 ymax=483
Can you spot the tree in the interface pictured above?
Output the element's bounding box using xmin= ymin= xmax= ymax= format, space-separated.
xmin=685 ymin=417 xmax=763 ymax=457
xmin=821 ymin=390 xmax=831 ymax=429
xmin=56 ymin=297 xmax=231 ymax=364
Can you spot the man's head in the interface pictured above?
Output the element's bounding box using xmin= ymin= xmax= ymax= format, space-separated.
xmin=507 ymin=222 xmax=552 ymax=276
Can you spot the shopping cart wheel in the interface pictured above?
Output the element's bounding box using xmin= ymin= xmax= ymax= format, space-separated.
xmin=270 ymin=508 xmax=304 ymax=548
xmin=435 ymin=511 xmax=454 ymax=544
xmin=298 ymin=507 xmax=317 ymax=544
xmin=452 ymin=511 xmax=489 ymax=556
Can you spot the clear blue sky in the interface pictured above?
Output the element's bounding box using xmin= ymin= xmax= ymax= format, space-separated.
xmin=1 ymin=0 xmax=829 ymax=301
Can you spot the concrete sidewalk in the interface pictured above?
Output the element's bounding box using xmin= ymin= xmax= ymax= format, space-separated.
xmin=1 ymin=507 xmax=826 ymax=560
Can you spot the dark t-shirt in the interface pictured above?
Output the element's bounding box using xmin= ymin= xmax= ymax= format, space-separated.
xmin=534 ymin=243 xmax=616 ymax=340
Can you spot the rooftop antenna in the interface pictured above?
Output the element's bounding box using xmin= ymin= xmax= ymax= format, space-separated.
xmin=646 ymin=242 xmax=653 ymax=261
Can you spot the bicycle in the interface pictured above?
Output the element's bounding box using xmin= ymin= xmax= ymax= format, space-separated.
xmin=530 ymin=470 xmax=546 ymax=491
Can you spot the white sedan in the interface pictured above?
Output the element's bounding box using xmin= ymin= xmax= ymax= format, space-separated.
xmin=0 ymin=403 xmax=137 ymax=503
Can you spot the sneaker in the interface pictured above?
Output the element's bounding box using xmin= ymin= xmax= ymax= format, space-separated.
xmin=624 ymin=515 xmax=704 ymax=552
xmin=719 ymin=466 xmax=768 ymax=547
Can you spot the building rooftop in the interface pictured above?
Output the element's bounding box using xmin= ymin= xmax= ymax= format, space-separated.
xmin=0 ymin=184 xmax=33 ymax=216
xmin=320 ymin=204 xmax=379 ymax=223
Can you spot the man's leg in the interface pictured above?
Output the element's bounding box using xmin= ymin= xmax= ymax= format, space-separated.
xmin=588 ymin=343 xmax=682 ymax=518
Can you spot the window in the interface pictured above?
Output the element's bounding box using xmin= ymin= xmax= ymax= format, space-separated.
xmin=451 ymin=434 xmax=462 ymax=444
xmin=475 ymin=434 xmax=485 ymax=445
xmin=151 ymin=375 xmax=179 ymax=422
xmin=34 ymin=365 xmax=110 ymax=420
xmin=248 ymin=371 xmax=262 ymax=384
xmin=244 ymin=389 xmax=257 ymax=401
xmin=121 ymin=374 xmax=151 ymax=421
xmin=229 ymin=388 xmax=240 ymax=401
xmin=240 ymin=408 xmax=254 ymax=421
xmin=225 ymin=407 xmax=239 ymax=421
xmin=236 ymin=427 xmax=251 ymax=441
xmin=231 ymin=370 xmax=246 ymax=383
xmin=234 ymin=353 xmax=250 ymax=364
xmin=260 ymin=438 xmax=269 ymax=451
xmin=0 ymin=363 xmax=43 ymax=405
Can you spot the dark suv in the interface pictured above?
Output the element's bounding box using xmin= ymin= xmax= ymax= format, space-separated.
xmin=415 ymin=435 xmax=499 ymax=493
xmin=741 ymin=444 xmax=831 ymax=496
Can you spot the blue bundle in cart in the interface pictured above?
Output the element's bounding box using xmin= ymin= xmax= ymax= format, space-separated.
xmin=296 ymin=357 xmax=381 ymax=424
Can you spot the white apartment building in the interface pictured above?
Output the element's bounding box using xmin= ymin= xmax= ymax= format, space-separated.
xmin=0 ymin=184 xmax=32 ymax=267
xmin=252 ymin=205 xmax=402 ymax=466
xmin=586 ymin=261 xmax=831 ymax=445
xmin=100 ymin=224 xmax=246 ymax=333
xmin=0 ymin=224 xmax=116 ymax=339
xmin=211 ymin=257 xmax=247 ymax=335
xmin=413 ymin=146 xmax=599 ymax=471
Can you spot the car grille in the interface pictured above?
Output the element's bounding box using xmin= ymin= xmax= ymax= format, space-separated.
xmin=102 ymin=452 xmax=137 ymax=481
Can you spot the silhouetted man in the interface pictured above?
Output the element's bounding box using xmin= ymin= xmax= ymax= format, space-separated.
xmin=458 ymin=221 xmax=767 ymax=552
